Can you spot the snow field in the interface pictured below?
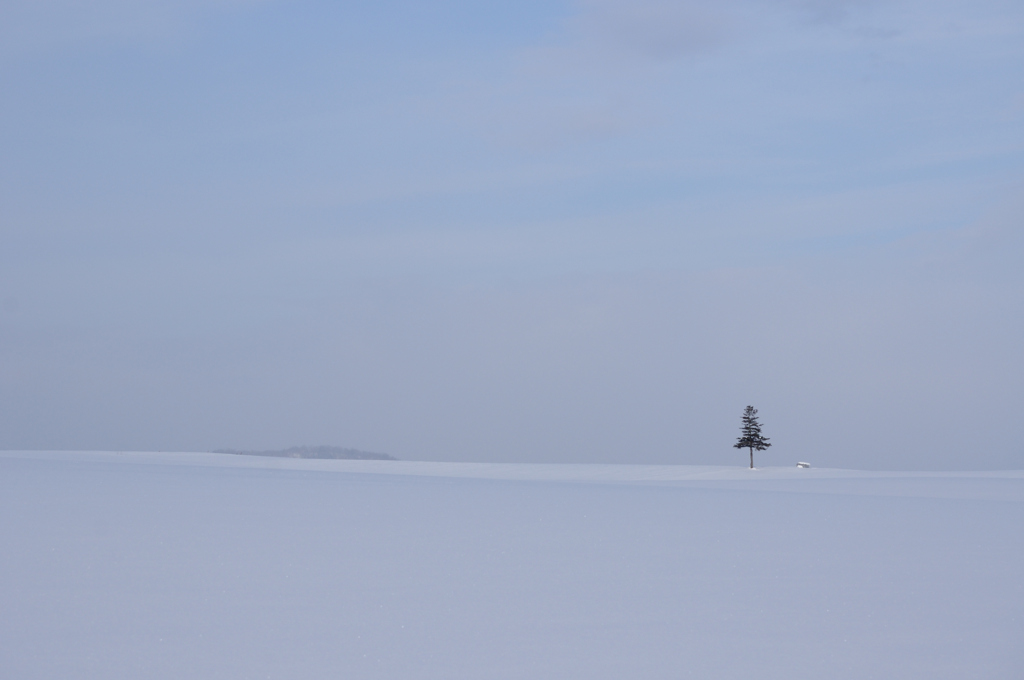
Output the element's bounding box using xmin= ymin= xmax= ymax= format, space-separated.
xmin=1 ymin=451 xmax=1022 ymax=679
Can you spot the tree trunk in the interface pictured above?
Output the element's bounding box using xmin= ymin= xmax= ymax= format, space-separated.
xmin=749 ymin=447 xmax=754 ymax=469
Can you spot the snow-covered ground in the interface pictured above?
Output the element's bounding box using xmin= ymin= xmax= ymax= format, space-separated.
xmin=2 ymin=451 xmax=1022 ymax=679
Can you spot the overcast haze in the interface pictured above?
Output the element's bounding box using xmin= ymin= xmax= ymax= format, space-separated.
xmin=1 ymin=0 xmax=1022 ymax=469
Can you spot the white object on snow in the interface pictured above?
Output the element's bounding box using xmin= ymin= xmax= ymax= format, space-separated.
xmin=796 ymin=462 xmax=811 ymax=468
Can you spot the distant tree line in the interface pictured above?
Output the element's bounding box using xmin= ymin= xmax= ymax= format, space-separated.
xmin=214 ymin=445 xmax=397 ymax=461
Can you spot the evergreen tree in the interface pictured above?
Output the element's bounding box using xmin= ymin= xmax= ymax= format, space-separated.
xmin=734 ymin=405 xmax=771 ymax=469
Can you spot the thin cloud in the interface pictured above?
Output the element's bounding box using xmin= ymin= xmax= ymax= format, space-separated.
xmin=572 ymin=0 xmax=732 ymax=61
xmin=785 ymin=0 xmax=881 ymax=24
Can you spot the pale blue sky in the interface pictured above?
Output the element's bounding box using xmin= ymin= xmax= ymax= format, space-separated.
xmin=1 ymin=0 xmax=1022 ymax=468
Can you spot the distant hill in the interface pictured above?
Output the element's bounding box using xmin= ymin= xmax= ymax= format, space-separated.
xmin=214 ymin=445 xmax=397 ymax=461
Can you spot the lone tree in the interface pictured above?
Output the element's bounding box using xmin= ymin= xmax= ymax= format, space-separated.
xmin=734 ymin=405 xmax=771 ymax=469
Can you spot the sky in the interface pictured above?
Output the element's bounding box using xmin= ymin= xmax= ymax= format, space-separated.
xmin=1 ymin=0 xmax=1022 ymax=469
